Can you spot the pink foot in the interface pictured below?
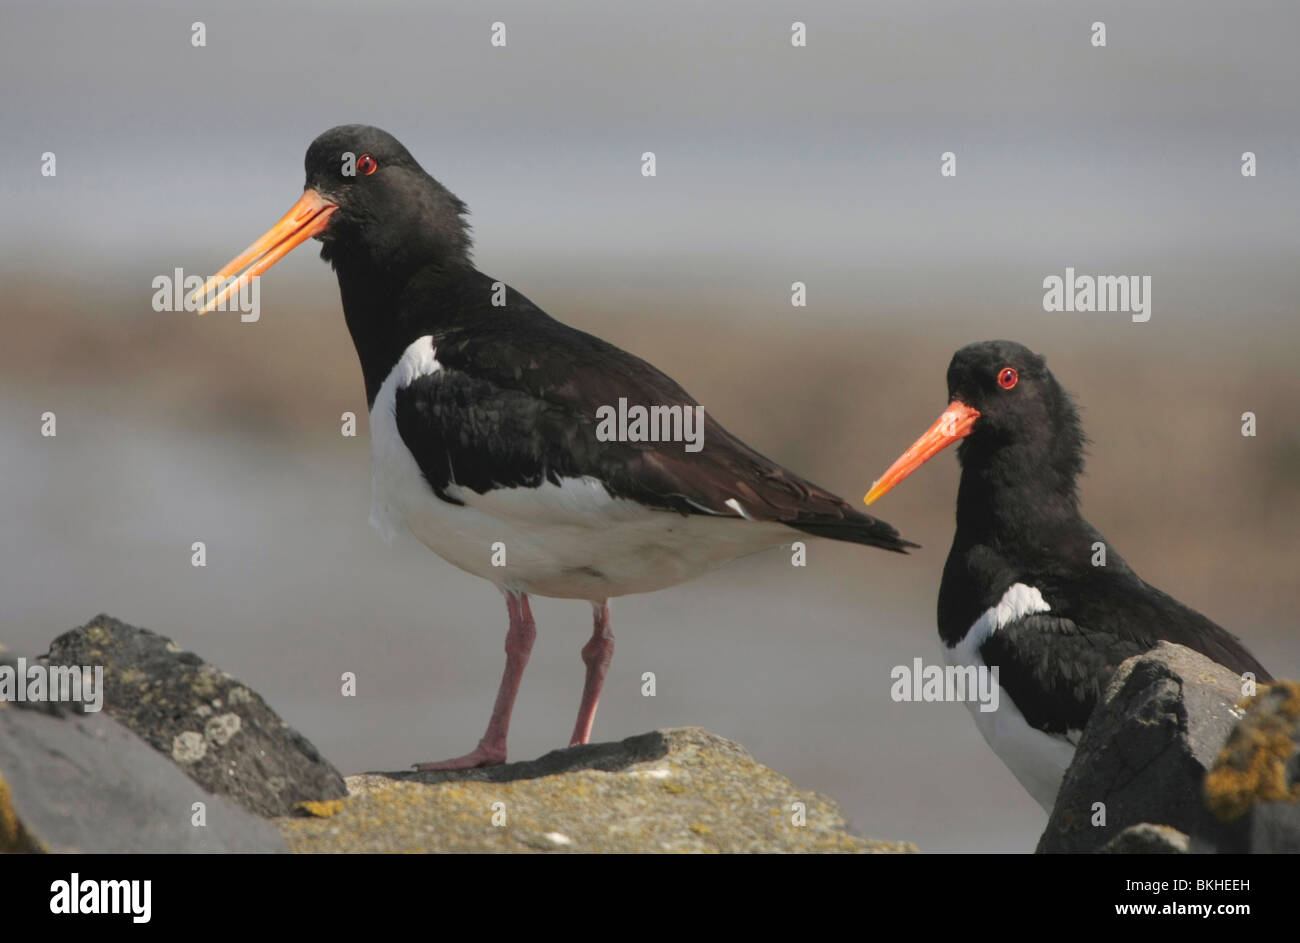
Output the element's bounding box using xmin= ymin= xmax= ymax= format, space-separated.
xmin=414 ymin=743 xmax=507 ymax=772
xmin=415 ymin=593 xmax=536 ymax=773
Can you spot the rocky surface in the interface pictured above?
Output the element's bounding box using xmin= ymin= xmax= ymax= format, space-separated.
xmin=279 ymin=727 xmax=917 ymax=853
xmin=5 ymin=616 xmax=915 ymax=854
xmin=0 ymin=656 xmax=284 ymax=852
xmin=44 ymin=615 xmax=346 ymax=817
xmin=1039 ymin=642 xmax=1248 ymax=854
xmin=1204 ymin=681 xmax=1300 ymax=853
xmin=11 ymin=612 xmax=1297 ymax=854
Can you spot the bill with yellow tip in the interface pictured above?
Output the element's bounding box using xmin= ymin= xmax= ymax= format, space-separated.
xmin=189 ymin=190 xmax=338 ymax=314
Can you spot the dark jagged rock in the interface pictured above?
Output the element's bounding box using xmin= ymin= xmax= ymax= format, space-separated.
xmin=0 ymin=692 xmax=284 ymax=853
xmin=1039 ymin=642 xmax=1248 ymax=854
xmin=1205 ymin=681 xmax=1300 ymax=853
xmin=283 ymin=727 xmax=918 ymax=853
xmin=44 ymin=614 xmax=346 ymax=818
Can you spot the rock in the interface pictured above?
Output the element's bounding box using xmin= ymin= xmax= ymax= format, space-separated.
xmin=1100 ymin=823 xmax=1190 ymax=854
xmin=1204 ymin=681 xmax=1300 ymax=853
xmin=279 ymin=727 xmax=917 ymax=853
xmin=0 ymin=660 xmax=284 ymax=852
xmin=377 ymin=729 xmax=679 ymax=785
xmin=44 ymin=614 xmax=346 ymax=818
xmin=1039 ymin=642 xmax=1247 ymax=854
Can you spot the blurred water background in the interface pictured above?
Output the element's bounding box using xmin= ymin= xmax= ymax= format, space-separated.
xmin=2 ymin=0 xmax=1297 ymax=852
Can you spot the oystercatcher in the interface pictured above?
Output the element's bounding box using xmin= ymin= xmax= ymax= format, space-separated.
xmin=863 ymin=340 xmax=1271 ymax=810
xmin=192 ymin=125 xmax=914 ymax=770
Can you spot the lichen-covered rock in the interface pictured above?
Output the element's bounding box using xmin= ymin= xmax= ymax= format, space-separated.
xmin=279 ymin=728 xmax=917 ymax=854
xmin=1039 ymin=642 xmax=1249 ymax=854
xmin=1204 ymin=681 xmax=1300 ymax=853
xmin=0 ymin=679 xmax=284 ymax=853
xmin=44 ymin=614 xmax=346 ymax=818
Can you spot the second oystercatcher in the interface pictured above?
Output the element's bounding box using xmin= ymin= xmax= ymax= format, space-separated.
xmin=863 ymin=340 xmax=1271 ymax=810
xmin=192 ymin=124 xmax=914 ymax=770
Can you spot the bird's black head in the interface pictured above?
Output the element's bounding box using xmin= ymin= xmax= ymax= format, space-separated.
xmin=865 ymin=340 xmax=1085 ymax=506
xmin=305 ymin=125 xmax=471 ymax=273
xmin=191 ymin=124 xmax=471 ymax=315
xmin=945 ymin=340 xmax=1077 ymax=454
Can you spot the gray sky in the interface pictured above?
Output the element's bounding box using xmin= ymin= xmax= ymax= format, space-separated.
xmin=3 ymin=0 xmax=1298 ymax=320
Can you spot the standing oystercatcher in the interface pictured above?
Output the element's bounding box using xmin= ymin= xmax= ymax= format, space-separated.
xmin=863 ymin=340 xmax=1271 ymax=810
xmin=192 ymin=125 xmax=914 ymax=770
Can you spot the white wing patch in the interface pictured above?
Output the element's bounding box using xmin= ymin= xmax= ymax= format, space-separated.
xmin=391 ymin=336 xmax=439 ymax=388
xmin=724 ymin=498 xmax=755 ymax=521
xmin=951 ymin=582 xmax=1051 ymax=668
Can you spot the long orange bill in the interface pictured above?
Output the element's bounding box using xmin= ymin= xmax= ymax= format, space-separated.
xmin=189 ymin=189 xmax=338 ymax=314
xmin=863 ymin=401 xmax=981 ymax=505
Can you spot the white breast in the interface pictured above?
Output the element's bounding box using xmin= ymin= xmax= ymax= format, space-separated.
xmin=369 ymin=336 xmax=441 ymax=544
xmin=944 ymin=582 xmax=1079 ymax=812
xmin=367 ymin=336 xmax=793 ymax=600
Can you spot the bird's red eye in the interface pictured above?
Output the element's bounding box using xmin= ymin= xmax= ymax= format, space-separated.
xmin=357 ymin=153 xmax=378 ymax=176
xmin=997 ymin=367 xmax=1019 ymax=390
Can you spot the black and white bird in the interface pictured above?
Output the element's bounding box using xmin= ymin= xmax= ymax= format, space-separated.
xmin=193 ymin=124 xmax=914 ymax=770
xmin=863 ymin=340 xmax=1271 ymax=810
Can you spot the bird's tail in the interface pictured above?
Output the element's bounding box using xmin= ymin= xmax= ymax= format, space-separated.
xmin=786 ymin=510 xmax=918 ymax=554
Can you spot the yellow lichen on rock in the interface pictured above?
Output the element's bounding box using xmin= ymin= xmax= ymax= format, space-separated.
xmin=0 ymin=774 xmax=46 ymax=853
xmin=295 ymin=798 xmax=347 ymax=818
xmin=1206 ymin=682 xmax=1300 ymax=822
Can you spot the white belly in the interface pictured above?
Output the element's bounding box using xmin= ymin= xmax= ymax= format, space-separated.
xmin=949 ymin=659 xmax=1078 ymax=812
xmin=944 ymin=583 xmax=1079 ymax=812
xmin=367 ymin=337 xmax=792 ymax=600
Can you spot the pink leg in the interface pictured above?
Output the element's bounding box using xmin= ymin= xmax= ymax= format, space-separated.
xmin=569 ymin=600 xmax=614 ymax=746
xmin=415 ymin=592 xmax=536 ymax=771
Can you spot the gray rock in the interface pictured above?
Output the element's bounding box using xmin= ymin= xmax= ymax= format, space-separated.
xmin=44 ymin=614 xmax=346 ymax=817
xmin=1205 ymin=680 xmax=1300 ymax=853
xmin=283 ymin=727 xmax=918 ymax=853
xmin=0 ymin=691 xmax=284 ymax=853
xmin=1100 ymin=823 xmax=1190 ymax=854
xmin=1038 ymin=642 xmax=1247 ymax=854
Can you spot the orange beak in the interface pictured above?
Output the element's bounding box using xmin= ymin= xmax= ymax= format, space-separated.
xmin=189 ymin=189 xmax=338 ymax=314
xmin=863 ymin=401 xmax=980 ymax=505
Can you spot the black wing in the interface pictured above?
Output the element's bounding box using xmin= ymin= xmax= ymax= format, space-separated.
xmin=946 ymin=524 xmax=1272 ymax=722
xmin=1068 ymin=576 xmax=1274 ymax=683
xmin=979 ymin=614 xmax=1148 ymax=735
xmin=980 ymin=576 xmax=1272 ymax=739
xmin=393 ymin=291 xmax=913 ymax=552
